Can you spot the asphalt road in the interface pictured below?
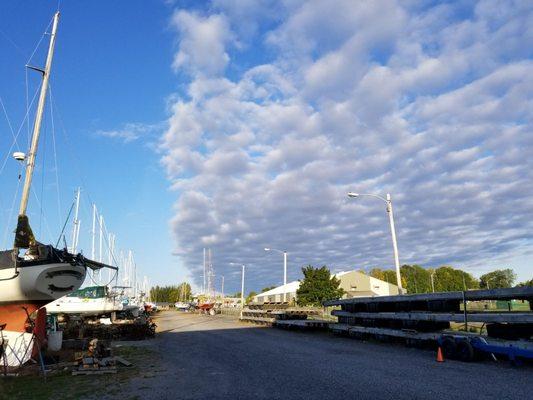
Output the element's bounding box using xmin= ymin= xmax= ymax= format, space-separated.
xmin=121 ymin=311 xmax=533 ymax=400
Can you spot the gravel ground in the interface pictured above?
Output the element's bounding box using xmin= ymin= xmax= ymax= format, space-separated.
xmin=113 ymin=311 xmax=532 ymax=400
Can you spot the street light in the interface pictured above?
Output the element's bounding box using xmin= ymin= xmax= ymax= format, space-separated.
xmin=347 ymin=192 xmax=404 ymax=294
xmin=264 ymin=247 xmax=288 ymax=303
xmin=229 ymin=262 xmax=246 ymax=308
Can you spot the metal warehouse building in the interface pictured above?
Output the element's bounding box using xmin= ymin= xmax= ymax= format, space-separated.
xmin=253 ymin=270 xmax=399 ymax=304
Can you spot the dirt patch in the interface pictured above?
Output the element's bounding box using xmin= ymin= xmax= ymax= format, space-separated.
xmin=0 ymin=344 xmax=159 ymax=400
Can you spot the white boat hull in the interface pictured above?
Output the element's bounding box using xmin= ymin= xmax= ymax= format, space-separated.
xmin=46 ymin=296 xmax=123 ymax=316
xmin=0 ymin=263 xmax=86 ymax=303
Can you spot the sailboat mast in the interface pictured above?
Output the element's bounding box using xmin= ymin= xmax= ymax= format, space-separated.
xmin=71 ymin=187 xmax=81 ymax=253
xmin=91 ymin=204 xmax=96 ymax=259
xmin=99 ymin=215 xmax=103 ymax=262
xmin=18 ymin=12 xmax=60 ymax=217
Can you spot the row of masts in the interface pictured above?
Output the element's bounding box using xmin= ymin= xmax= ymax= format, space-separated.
xmin=68 ymin=188 xmax=140 ymax=298
xmin=8 ymin=11 xmax=151 ymax=301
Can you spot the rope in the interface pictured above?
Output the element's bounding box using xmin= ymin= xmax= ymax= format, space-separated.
xmin=31 ymin=186 xmax=54 ymax=245
xmin=0 ymin=84 xmax=40 ymax=177
xmin=38 ymin=112 xmax=48 ymax=237
xmin=0 ymin=95 xmax=19 ymax=151
xmin=1 ymin=163 xmax=24 ymax=249
xmin=26 ymin=16 xmax=53 ymax=65
xmin=55 ymin=200 xmax=75 ymax=248
xmin=50 ymin=92 xmax=123 ymax=269
xmin=48 ymin=87 xmax=62 ymax=223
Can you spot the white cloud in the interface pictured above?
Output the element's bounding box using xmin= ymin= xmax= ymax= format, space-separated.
xmin=97 ymin=122 xmax=163 ymax=143
xmin=170 ymin=10 xmax=234 ymax=76
xmin=160 ymin=1 xmax=533 ymax=291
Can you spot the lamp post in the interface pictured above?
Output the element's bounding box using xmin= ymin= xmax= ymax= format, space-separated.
xmin=347 ymin=192 xmax=404 ymax=294
xmin=264 ymin=247 xmax=288 ymax=302
xmin=230 ymin=263 xmax=246 ymax=308
xmin=221 ymin=275 xmax=224 ymax=305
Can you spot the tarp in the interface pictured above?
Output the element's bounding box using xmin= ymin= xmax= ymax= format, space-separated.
xmin=0 ymin=250 xmax=16 ymax=270
xmin=14 ymin=214 xmax=35 ymax=249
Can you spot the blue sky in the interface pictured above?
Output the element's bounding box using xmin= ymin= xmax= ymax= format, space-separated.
xmin=1 ymin=1 xmax=532 ymax=295
xmin=0 ymin=1 xmax=181 ymax=288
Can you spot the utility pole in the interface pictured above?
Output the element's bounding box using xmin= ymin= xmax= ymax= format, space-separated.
xmin=347 ymin=192 xmax=404 ymax=294
xmin=241 ymin=264 xmax=245 ymax=309
xmin=203 ymin=248 xmax=206 ymax=294
xmin=283 ymin=251 xmax=287 ymax=302
xmin=221 ymin=275 xmax=224 ymax=304
xmin=386 ymin=193 xmax=402 ymax=294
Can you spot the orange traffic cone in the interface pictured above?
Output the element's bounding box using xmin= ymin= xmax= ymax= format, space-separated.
xmin=436 ymin=347 xmax=445 ymax=362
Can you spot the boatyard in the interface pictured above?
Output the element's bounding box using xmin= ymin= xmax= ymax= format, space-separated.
xmin=4 ymin=310 xmax=532 ymax=400
xmin=1 ymin=1 xmax=532 ymax=399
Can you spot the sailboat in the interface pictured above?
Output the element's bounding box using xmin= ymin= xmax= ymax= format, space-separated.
xmin=0 ymin=12 xmax=115 ymax=367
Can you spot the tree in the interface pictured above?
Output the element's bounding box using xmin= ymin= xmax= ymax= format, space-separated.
xmin=517 ymin=279 xmax=533 ymax=287
xmin=261 ymin=286 xmax=277 ymax=293
xmin=369 ymin=268 xmax=399 ymax=286
xmin=246 ymin=291 xmax=257 ymax=304
xmin=401 ymin=264 xmax=432 ymax=294
xmin=296 ymin=265 xmax=344 ymax=306
xmin=480 ymin=269 xmax=516 ymax=289
xmin=433 ymin=266 xmax=479 ymax=292
xmin=149 ymin=283 xmax=192 ymax=303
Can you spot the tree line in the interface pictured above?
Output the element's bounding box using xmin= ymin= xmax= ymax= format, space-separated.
xmin=295 ymin=264 xmax=531 ymax=307
xmin=150 ymin=282 xmax=192 ymax=303
xmin=370 ymin=265 xmax=527 ymax=293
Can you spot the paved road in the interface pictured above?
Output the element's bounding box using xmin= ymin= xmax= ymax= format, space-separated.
xmin=122 ymin=312 xmax=532 ymax=400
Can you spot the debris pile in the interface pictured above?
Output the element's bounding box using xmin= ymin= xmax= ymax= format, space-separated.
xmin=62 ymin=313 xmax=156 ymax=341
xmin=73 ymin=338 xmax=117 ymax=375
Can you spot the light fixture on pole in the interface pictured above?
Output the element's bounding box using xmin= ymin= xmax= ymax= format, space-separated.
xmin=347 ymin=192 xmax=404 ymax=294
xmin=229 ymin=262 xmax=246 ymax=308
xmin=264 ymin=247 xmax=288 ymax=303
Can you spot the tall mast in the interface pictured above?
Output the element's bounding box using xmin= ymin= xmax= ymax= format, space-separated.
xmin=70 ymin=187 xmax=81 ymax=253
xmin=18 ymin=12 xmax=60 ymax=217
xmin=98 ymin=215 xmax=103 ymax=262
xmin=91 ymin=204 xmax=96 ymax=259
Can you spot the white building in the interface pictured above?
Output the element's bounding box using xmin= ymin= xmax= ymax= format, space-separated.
xmin=253 ymin=270 xmax=399 ymax=304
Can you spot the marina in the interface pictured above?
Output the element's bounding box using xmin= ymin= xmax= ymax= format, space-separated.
xmin=0 ymin=2 xmax=532 ymax=400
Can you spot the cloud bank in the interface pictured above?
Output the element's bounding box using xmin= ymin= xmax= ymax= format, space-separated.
xmin=160 ymin=0 xmax=533 ymax=292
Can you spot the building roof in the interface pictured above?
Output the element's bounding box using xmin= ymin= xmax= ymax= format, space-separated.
xmin=254 ymin=270 xmax=398 ymax=299
xmin=255 ymin=281 xmax=300 ymax=297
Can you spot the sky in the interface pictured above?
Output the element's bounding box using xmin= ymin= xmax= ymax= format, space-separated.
xmin=0 ymin=0 xmax=531 ymax=295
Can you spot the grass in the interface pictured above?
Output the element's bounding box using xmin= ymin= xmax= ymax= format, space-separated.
xmin=0 ymin=345 xmax=158 ymax=400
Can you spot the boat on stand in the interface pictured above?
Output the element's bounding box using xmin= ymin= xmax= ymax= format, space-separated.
xmin=0 ymin=12 xmax=116 ymax=367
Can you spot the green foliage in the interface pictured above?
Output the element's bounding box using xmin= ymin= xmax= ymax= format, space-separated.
xmin=369 ymin=268 xmax=398 ymax=285
xmin=261 ymin=286 xmax=277 ymax=293
xmin=246 ymin=291 xmax=257 ymax=304
xmin=296 ymin=265 xmax=344 ymax=306
xmin=232 ymin=292 xmax=242 ymax=298
xmin=371 ymin=265 xmax=520 ymax=293
xmin=480 ymin=269 xmax=516 ymax=289
xmin=517 ymin=278 xmax=533 ymax=287
xmin=371 ymin=265 xmax=480 ymax=293
xmin=401 ymin=264 xmax=432 ymax=293
xmin=149 ymin=282 xmax=192 ymax=303
xmin=433 ymin=266 xmax=479 ymax=292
